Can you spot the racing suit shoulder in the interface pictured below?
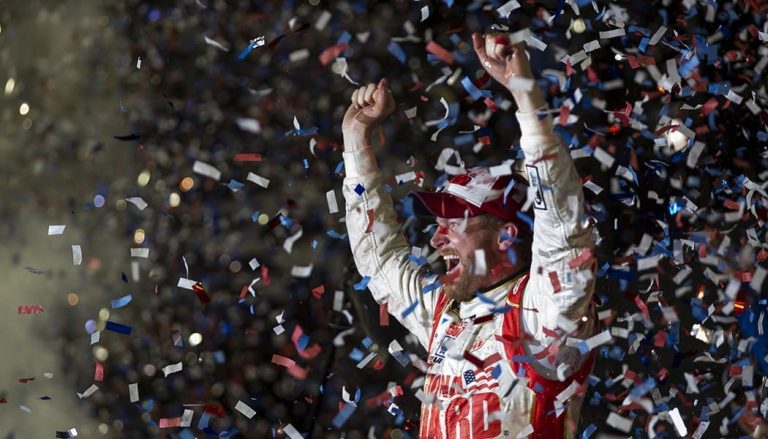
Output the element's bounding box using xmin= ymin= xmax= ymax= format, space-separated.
xmin=342 ymin=167 xmax=441 ymax=350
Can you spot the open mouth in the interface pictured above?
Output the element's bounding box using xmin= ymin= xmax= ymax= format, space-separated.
xmin=442 ymin=253 xmax=461 ymax=277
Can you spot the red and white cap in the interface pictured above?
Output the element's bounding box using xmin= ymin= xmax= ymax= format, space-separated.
xmin=409 ymin=166 xmax=530 ymax=229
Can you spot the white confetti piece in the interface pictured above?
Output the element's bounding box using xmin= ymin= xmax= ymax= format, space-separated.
xmin=72 ymin=245 xmax=82 ymax=265
xmin=193 ymin=160 xmax=221 ymax=181
xmin=606 ymin=412 xmax=633 ymax=433
xmin=289 ymin=49 xmax=310 ymax=62
xmin=77 ymin=384 xmax=99 ymax=399
xmin=247 ymin=172 xmax=270 ymax=188
xmin=583 ymin=180 xmax=603 ymax=195
xmin=248 ymin=258 xmax=260 ymax=270
xmin=90 ymin=331 xmax=100 ymax=345
xmin=507 ymin=28 xmax=531 ymax=45
xmin=203 ymin=35 xmax=229 ymax=51
xmin=273 ymin=325 xmax=285 ymax=335
xmin=473 ymin=249 xmax=487 ymax=275
xmin=420 ymin=5 xmax=429 ymax=21
xmin=515 ymin=424 xmax=534 ymax=438
xmin=136 ymin=57 xmax=142 ymax=69
xmin=686 ymin=141 xmax=705 ymax=168
xmin=315 ymin=10 xmax=332 ymax=30
xmin=584 ymin=330 xmax=613 ymax=350
xmin=404 ymin=106 xmax=417 ymax=118
xmin=356 ymin=352 xmax=377 ymax=368
xmin=669 ymin=407 xmax=687 ymax=436
xmin=129 ymin=383 xmax=139 ymax=402
xmin=583 ymin=40 xmax=601 ymax=53
xmin=283 ymin=423 xmax=303 ymax=439
xmin=131 ymin=261 xmax=140 ymax=282
xmin=649 ymin=25 xmax=667 ymax=45
xmin=725 ymin=89 xmax=743 ymax=104
xmin=177 ymin=277 xmax=198 ymax=290
xmin=180 ymin=409 xmax=194 ymax=427
xmin=333 ymin=290 xmax=344 ymax=311
xmin=236 ymin=117 xmax=261 ymax=133
xmin=130 ymin=248 xmax=149 ymax=258
xmin=335 ymin=58 xmax=359 ymax=85
xmin=290 ymin=264 xmax=313 ymax=278
xmin=395 ymin=171 xmax=417 ymax=184
xmin=497 ymin=0 xmax=521 ymax=18
xmin=283 ymin=228 xmax=303 ymax=253
xmin=599 ymin=28 xmax=626 ymax=39
xmin=235 ymin=400 xmax=256 ymax=418
xmin=593 ymin=147 xmax=615 ymax=168
xmin=525 ymin=34 xmax=547 ymax=51
xmin=48 ymin=225 xmax=66 ymax=235
xmin=326 ymin=189 xmax=339 ymax=214
xmin=162 ymin=362 xmax=183 ymax=377
xmin=125 ymin=197 xmax=148 ymax=210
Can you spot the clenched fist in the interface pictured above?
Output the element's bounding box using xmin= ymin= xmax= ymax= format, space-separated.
xmin=342 ymin=79 xmax=396 ymax=135
xmin=472 ymin=33 xmax=544 ymax=112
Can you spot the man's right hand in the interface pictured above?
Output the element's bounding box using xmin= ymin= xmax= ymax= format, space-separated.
xmin=342 ymin=79 xmax=396 ymax=137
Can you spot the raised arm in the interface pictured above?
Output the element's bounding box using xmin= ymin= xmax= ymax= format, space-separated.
xmin=341 ymin=80 xmax=441 ymax=349
xmin=473 ymin=33 xmax=596 ymax=372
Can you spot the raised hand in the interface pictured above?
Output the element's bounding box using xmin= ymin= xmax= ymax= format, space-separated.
xmin=471 ymin=33 xmax=544 ymax=112
xmin=342 ymin=78 xmax=396 ymax=135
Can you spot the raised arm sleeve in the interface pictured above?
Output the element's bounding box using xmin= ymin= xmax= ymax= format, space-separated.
xmin=516 ymin=110 xmax=596 ymax=350
xmin=342 ymin=149 xmax=440 ymax=349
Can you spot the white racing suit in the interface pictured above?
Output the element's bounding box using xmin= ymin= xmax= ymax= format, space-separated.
xmin=342 ymin=110 xmax=597 ymax=438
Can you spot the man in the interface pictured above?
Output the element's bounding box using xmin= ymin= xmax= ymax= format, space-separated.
xmin=341 ymin=32 xmax=597 ymax=438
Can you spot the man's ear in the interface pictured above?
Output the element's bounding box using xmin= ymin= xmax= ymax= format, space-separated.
xmin=498 ymin=222 xmax=519 ymax=251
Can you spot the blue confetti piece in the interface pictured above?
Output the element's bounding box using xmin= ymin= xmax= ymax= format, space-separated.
xmin=362 ymin=337 xmax=373 ymax=349
xmin=512 ymin=355 xmax=534 ymax=363
xmin=238 ymin=45 xmax=255 ymax=60
xmin=384 ymin=184 xmax=392 ymax=193
xmin=582 ymin=424 xmax=597 ymax=439
xmin=214 ymin=351 xmax=226 ymax=364
xmin=334 ymin=160 xmax=344 ymax=175
xmin=354 ymin=184 xmax=365 ymax=195
xmin=105 ymin=321 xmax=132 ymax=335
xmin=515 ymin=211 xmax=533 ymax=229
xmin=460 ymin=76 xmax=491 ymax=101
xmin=297 ymin=334 xmax=310 ymax=350
xmin=180 ymin=430 xmax=196 ymax=439
xmin=349 ymin=348 xmax=364 ymax=361
xmin=332 ymin=403 xmax=357 ymax=429
xmin=110 ymin=294 xmax=133 ymax=309
xmin=142 ymin=399 xmax=154 ymax=412
xmin=326 ymin=230 xmax=348 ymax=240
xmin=475 ymin=291 xmax=496 ymax=304
xmin=401 ymin=300 xmax=419 ymax=319
xmin=507 ymin=248 xmax=517 ymax=265
xmin=227 ymin=179 xmax=245 ymax=191
xmin=387 ymin=41 xmax=406 ymax=63
xmin=303 ymin=159 xmax=309 ymax=169
xmin=251 ymin=211 xmax=260 ymax=222
xmin=337 ymin=31 xmax=352 ymax=45
xmin=421 ymin=279 xmax=441 ymax=294
xmin=311 ymin=239 xmax=318 ymax=249
xmin=502 ymin=179 xmax=516 ymax=205
xmin=408 ymin=255 xmax=428 ymax=265
xmin=353 ymin=276 xmax=370 ymax=291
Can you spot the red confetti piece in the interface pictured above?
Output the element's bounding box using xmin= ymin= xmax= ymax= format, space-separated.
xmin=203 ymin=405 xmax=226 ymax=417
xmin=159 ymin=417 xmax=181 ymax=428
xmin=462 ymin=352 xmax=483 ymax=368
xmin=18 ymin=377 xmax=35 ymax=383
xmin=558 ymin=105 xmax=570 ymax=126
xmin=568 ymin=248 xmax=594 ymax=269
xmin=94 ymin=362 xmax=104 ymax=382
xmin=233 ymin=153 xmax=263 ymax=162
xmin=311 ymin=284 xmax=325 ymax=299
xmin=319 ymin=42 xmax=348 ymax=66
xmin=365 ymin=209 xmax=375 ymax=233
xmin=425 ymin=41 xmax=454 ymax=64
xmin=192 ymin=282 xmax=211 ymax=304
xmin=18 ymin=305 xmax=44 ymax=314
xmin=379 ymin=303 xmax=389 ymax=326
xmin=549 ymin=271 xmax=562 ymax=293
xmin=634 ymin=295 xmax=650 ymax=321
xmin=373 ymin=359 xmax=385 ymax=370
xmin=260 ymin=265 xmax=271 ymax=285
xmin=483 ymin=97 xmax=497 ymax=112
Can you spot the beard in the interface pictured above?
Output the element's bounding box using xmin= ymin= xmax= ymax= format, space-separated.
xmin=441 ymin=258 xmax=481 ymax=302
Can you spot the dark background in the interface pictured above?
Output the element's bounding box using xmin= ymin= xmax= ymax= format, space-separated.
xmin=1 ymin=0 xmax=767 ymax=437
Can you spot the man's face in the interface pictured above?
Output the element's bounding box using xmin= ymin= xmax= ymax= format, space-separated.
xmin=430 ymin=216 xmax=501 ymax=302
